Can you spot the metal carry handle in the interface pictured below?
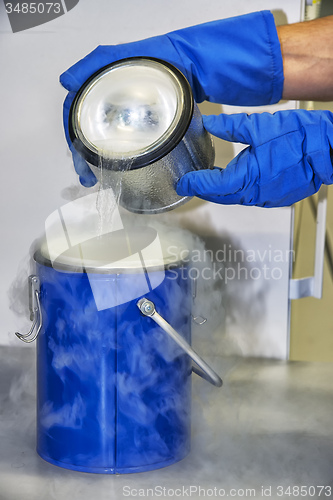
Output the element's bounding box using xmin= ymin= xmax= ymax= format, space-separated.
xmin=137 ymin=298 xmax=222 ymax=387
xmin=15 ymin=275 xmax=42 ymax=343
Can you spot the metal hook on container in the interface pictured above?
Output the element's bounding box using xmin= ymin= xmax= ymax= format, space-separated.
xmin=137 ymin=298 xmax=222 ymax=387
xmin=192 ymin=315 xmax=207 ymax=325
xmin=15 ymin=275 xmax=42 ymax=343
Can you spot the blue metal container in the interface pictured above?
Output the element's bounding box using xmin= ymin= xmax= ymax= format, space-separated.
xmin=33 ymin=225 xmax=194 ymax=474
xmin=15 ymin=223 xmax=221 ymax=474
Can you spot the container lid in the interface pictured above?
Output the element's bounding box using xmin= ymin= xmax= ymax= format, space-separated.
xmin=35 ymin=225 xmax=190 ymax=274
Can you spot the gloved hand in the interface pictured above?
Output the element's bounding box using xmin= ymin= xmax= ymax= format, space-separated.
xmin=176 ymin=110 xmax=333 ymax=207
xmin=63 ymin=92 xmax=97 ymax=187
xmin=60 ymin=10 xmax=283 ymax=186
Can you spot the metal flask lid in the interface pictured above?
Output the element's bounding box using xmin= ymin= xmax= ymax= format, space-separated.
xmin=68 ymin=57 xmax=212 ymax=214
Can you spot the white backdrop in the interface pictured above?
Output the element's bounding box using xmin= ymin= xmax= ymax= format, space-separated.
xmin=0 ymin=0 xmax=302 ymax=355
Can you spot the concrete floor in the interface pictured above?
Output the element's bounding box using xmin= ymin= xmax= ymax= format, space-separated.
xmin=1 ymin=346 xmax=333 ymax=500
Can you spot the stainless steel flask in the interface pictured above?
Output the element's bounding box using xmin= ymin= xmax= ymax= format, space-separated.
xmin=68 ymin=57 xmax=215 ymax=214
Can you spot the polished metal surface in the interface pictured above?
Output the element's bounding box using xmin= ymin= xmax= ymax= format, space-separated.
xmin=1 ymin=347 xmax=333 ymax=500
xmin=89 ymin=103 xmax=215 ymax=214
xmin=70 ymin=57 xmax=215 ymax=214
xmin=75 ymin=60 xmax=184 ymax=160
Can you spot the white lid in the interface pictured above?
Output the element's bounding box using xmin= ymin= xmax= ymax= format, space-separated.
xmin=36 ymin=225 xmax=189 ymax=273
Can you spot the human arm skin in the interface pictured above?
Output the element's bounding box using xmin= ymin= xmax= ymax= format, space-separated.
xmin=277 ymin=15 xmax=333 ymax=101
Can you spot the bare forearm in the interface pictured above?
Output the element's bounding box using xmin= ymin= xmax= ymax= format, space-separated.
xmin=277 ymin=16 xmax=333 ymax=101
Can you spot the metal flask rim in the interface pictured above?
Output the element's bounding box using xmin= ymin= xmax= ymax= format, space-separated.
xmin=68 ymin=56 xmax=194 ymax=171
xmin=33 ymin=249 xmax=188 ymax=275
xmin=33 ymin=226 xmax=191 ymax=275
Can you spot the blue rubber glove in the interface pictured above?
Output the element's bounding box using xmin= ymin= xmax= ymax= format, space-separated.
xmin=60 ymin=10 xmax=283 ymax=186
xmin=176 ymin=110 xmax=333 ymax=207
xmin=63 ymin=91 xmax=98 ymax=187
